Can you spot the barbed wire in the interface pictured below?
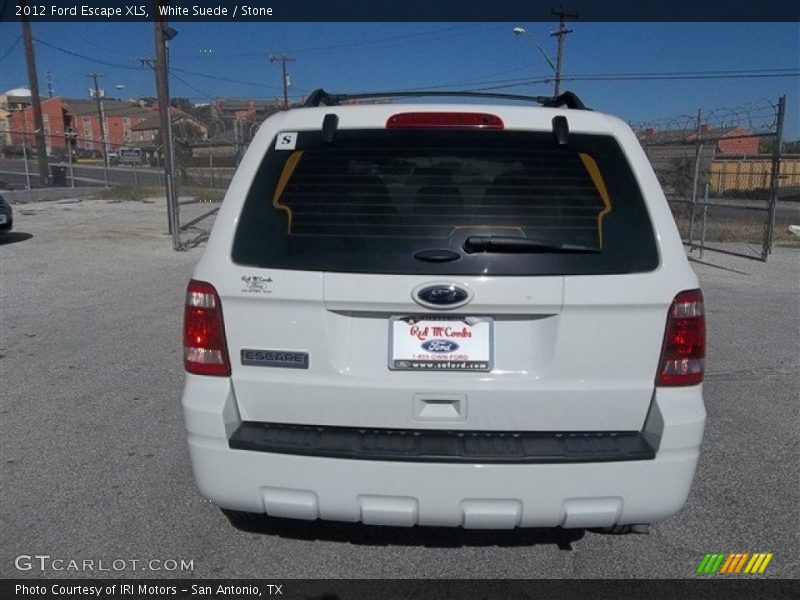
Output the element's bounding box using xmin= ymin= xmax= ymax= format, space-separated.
xmin=629 ymin=99 xmax=780 ymax=140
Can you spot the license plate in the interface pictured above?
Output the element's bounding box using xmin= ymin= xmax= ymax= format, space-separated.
xmin=0 ymin=215 xmax=6 ymax=225
xmin=389 ymin=316 xmax=493 ymax=371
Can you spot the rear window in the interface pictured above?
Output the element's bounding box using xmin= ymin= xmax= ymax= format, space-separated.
xmin=232 ymin=128 xmax=658 ymax=275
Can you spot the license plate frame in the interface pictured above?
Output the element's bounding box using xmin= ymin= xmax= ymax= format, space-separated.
xmin=388 ymin=315 xmax=494 ymax=372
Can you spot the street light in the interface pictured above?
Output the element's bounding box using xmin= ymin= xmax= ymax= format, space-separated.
xmin=512 ymin=26 xmax=557 ymax=94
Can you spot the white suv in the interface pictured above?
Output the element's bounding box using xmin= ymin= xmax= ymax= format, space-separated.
xmin=181 ymin=91 xmax=706 ymax=530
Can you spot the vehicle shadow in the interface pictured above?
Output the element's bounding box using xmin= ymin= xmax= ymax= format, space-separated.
xmin=0 ymin=232 xmax=33 ymax=245
xmin=224 ymin=513 xmax=586 ymax=550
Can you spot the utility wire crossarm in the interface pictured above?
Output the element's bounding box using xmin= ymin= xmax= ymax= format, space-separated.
xmin=550 ymin=7 xmax=579 ymax=97
xmin=269 ymin=54 xmax=296 ymax=109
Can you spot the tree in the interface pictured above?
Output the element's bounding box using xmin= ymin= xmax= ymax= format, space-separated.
xmin=759 ymin=137 xmax=800 ymax=155
xmin=170 ymin=97 xmax=194 ymax=113
xmin=660 ymin=156 xmax=695 ymax=199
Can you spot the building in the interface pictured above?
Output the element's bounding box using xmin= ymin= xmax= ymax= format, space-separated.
xmin=0 ymin=87 xmax=32 ymax=149
xmin=714 ymin=126 xmax=761 ymax=155
xmin=638 ymin=125 xmax=761 ymax=155
xmin=8 ymin=96 xmax=154 ymax=155
xmin=214 ymin=98 xmax=282 ymax=123
xmin=189 ymin=130 xmax=239 ymax=160
xmin=130 ymin=109 xmax=210 ymax=145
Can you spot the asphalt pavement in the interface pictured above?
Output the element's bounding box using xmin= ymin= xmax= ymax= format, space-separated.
xmin=0 ymin=158 xmax=232 ymax=191
xmin=0 ymin=197 xmax=797 ymax=579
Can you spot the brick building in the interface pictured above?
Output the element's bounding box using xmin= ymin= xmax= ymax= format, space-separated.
xmin=9 ymin=97 xmax=154 ymax=155
xmin=130 ymin=109 xmax=210 ymax=145
xmin=214 ymin=98 xmax=281 ymax=123
xmin=714 ymin=126 xmax=761 ymax=155
xmin=638 ymin=125 xmax=761 ymax=155
xmin=0 ymin=87 xmax=33 ymax=149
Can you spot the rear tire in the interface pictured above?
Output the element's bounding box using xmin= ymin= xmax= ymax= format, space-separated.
xmin=593 ymin=525 xmax=632 ymax=534
xmin=591 ymin=524 xmax=650 ymax=535
xmin=221 ymin=508 xmax=266 ymax=530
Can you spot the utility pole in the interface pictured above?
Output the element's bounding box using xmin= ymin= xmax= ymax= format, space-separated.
xmin=153 ymin=4 xmax=181 ymax=249
xmin=550 ymin=7 xmax=579 ymax=97
xmin=233 ymin=119 xmax=242 ymax=166
xmin=20 ymin=109 xmax=32 ymax=190
xmin=20 ymin=10 xmax=49 ymax=186
xmin=765 ymin=95 xmax=786 ymax=256
xmin=45 ymin=70 xmax=54 ymax=98
xmin=88 ymin=73 xmax=110 ymax=186
xmin=269 ymin=54 xmax=295 ymax=110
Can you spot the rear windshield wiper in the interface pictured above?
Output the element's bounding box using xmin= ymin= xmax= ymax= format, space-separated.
xmin=464 ymin=235 xmax=600 ymax=254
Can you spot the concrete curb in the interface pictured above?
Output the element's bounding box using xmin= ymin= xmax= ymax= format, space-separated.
xmin=0 ymin=187 xmax=101 ymax=204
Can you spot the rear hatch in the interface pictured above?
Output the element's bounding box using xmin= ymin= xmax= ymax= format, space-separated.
xmin=222 ymin=114 xmax=665 ymax=431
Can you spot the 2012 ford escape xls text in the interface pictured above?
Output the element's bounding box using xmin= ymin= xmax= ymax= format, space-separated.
xmin=181 ymin=90 xmax=706 ymax=530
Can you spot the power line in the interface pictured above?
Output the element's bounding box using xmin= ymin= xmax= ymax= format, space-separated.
xmin=0 ymin=35 xmax=22 ymax=63
xmin=344 ymin=66 xmax=799 ymax=98
xmin=33 ymin=38 xmax=144 ymax=71
xmin=26 ymin=36 xmax=800 ymax=103
xmin=421 ymin=67 xmax=800 ymax=92
xmin=396 ymin=61 xmax=553 ymax=92
xmin=169 ymin=70 xmax=215 ymax=100
xmin=170 ymin=65 xmax=282 ymax=90
xmin=474 ymin=73 xmax=783 ymax=91
xmin=465 ymin=70 xmax=800 ymax=93
xmin=35 ymin=36 xmax=292 ymax=96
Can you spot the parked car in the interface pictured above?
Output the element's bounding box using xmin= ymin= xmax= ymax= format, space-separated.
xmin=117 ymin=147 xmax=144 ymax=165
xmin=181 ymin=90 xmax=706 ymax=531
xmin=0 ymin=194 xmax=13 ymax=234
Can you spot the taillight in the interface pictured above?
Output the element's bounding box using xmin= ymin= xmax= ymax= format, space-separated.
xmin=656 ymin=289 xmax=705 ymax=386
xmin=183 ymin=280 xmax=231 ymax=377
xmin=386 ymin=112 xmax=504 ymax=129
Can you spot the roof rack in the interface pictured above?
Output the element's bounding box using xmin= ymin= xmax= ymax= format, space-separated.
xmin=303 ymin=89 xmax=588 ymax=110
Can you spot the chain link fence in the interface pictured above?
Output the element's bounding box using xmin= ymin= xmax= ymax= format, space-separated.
xmin=0 ymin=128 xmax=233 ymax=248
xmin=631 ymin=96 xmax=793 ymax=261
xmin=5 ymin=98 xmax=796 ymax=257
xmin=0 ymin=128 xmax=170 ymax=190
xmin=175 ymin=97 xmax=795 ymax=256
xmin=172 ymin=149 xmax=236 ymax=248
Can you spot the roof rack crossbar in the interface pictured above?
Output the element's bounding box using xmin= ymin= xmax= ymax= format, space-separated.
xmin=303 ymin=89 xmax=588 ymax=110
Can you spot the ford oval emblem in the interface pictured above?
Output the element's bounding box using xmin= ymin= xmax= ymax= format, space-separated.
xmin=413 ymin=282 xmax=473 ymax=309
xmin=421 ymin=339 xmax=459 ymax=353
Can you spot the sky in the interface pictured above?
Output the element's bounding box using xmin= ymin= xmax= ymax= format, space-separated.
xmin=1 ymin=21 xmax=798 ymax=138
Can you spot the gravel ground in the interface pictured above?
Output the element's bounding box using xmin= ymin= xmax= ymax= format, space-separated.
xmin=0 ymin=197 xmax=797 ymax=580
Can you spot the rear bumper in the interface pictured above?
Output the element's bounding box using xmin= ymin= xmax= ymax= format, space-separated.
xmin=229 ymin=422 xmax=656 ymax=463
xmin=182 ymin=377 xmax=705 ymax=528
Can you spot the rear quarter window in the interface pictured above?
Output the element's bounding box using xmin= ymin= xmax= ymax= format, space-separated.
xmin=232 ymin=128 xmax=658 ymax=275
